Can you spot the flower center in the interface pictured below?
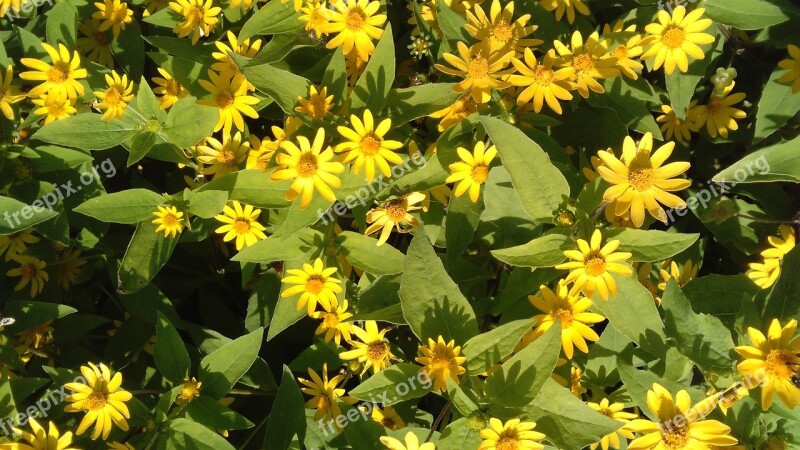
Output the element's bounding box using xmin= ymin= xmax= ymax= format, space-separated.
xmin=316 ymin=394 xmax=331 ymax=410
xmin=20 ymin=264 xmax=36 ymax=278
xmin=111 ymin=6 xmax=128 ymax=22
xmin=48 ymin=101 xmax=66 ymax=116
xmin=496 ymin=435 xmax=520 ymax=450
xmin=662 ymin=26 xmax=686 ymax=49
xmin=585 ymin=256 xmax=606 ymax=277
xmin=596 ymin=406 xmax=614 ymax=418
xmin=661 ymin=422 xmax=689 ymax=448
xmin=94 ymin=32 xmax=108 ymax=45
xmin=706 ymin=98 xmax=723 ymax=116
xmin=85 ymin=391 xmax=107 ymax=411
xmin=553 ymin=309 xmax=573 ymax=327
xmin=470 ymin=164 xmax=489 ymax=183
xmin=166 ymin=79 xmax=182 ymax=96
xmin=104 ymin=87 xmax=122 ymax=106
xmin=385 ymin=200 xmax=408 ymax=223
xmin=162 ymin=214 xmax=180 ymax=227
xmin=186 ymin=5 xmax=205 ymax=24
xmin=323 ymin=312 xmax=339 ymax=328
xmin=47 ymin=66 xmax=68 ymax=83
xmin=381 ymin=418 xmax=395 ymax=428
xmin=345 ymin=8 xmax=365 ymax=30
xmin=360 ymin=134 xmax=382 ymax=156
xmin=573 ymin=53 xmax=594 ymax=75
xmin=534 ymin=66 xmax=555 ymax=85
xmin=628 ymin=168 xmax=654 ymax=191
xmin=467 ymin=57 xmax=489 ymax=79
xmin=215 ymin=91 xmax=234 ymax=109
xmin=367 ymin=342 xmax=388 ymax=362
xmin=233 ymin=219 xmax=251 ymax=234
xmin=428 ymin=348 xmax=453 ymax=370
xmin=766 ymin=349 xmax=797 ymax=378
xmin=296 ymin=154 xmax=318 ymax=178
xmin=217 ymin=149 xmax=235 ymax=165
xmin=492 ymin=20 xmax=513 ymax=42
xmin=611 ymin=45 xmax=628 ymax=59
xmin=305 ymin=275 xmax=325 ymax=295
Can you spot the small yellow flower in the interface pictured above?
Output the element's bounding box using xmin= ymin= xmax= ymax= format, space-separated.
xmin=152 ymin=68 xmax=188 ymax=109
xmin=5 ymin=418 xmax=77 ymax=450
xmin=778 ymin=44 xmax=800 ymax=93
xmin=340 ymin=320 xmax=395 ymax=375
xmin=197 ymin=131 xmax=250 ymax=175
xmin=281 ymin=258 xmax=342 ymax=313
xmin=298 ymin=363 xmax=355 ymax=424
xmin=479 ymin=418 xmax=546 ymax=450
xmin=296 ymin=84 xmax=334 ymax=120
xmin=143 ymin=0 xmax=168 ymax=15
xmin=0 ymin=0 xmax=22 ymax=17
xmin=169 ymin=0 xmax=221 ymax=44
xmin=555 ymin=229 xmax=633 ymax=301
xmin=176 ymin=377 xmax=202 ymax=404
xmin=335 ymin=109 xmax=403 ymax=181
xmin=641 ymin=6 xmax=715 ymax=75
xmin=553 ymin=31 xmax=619 ymax=99
xmin=539 ymin=0 xmax=589 ymax=24
xmin=508 ymin=49 xmax=573 ymax=114
xmin=321 ymin=0 xmax=387 ymax=61
xmin=94 ymin=70 xmax=134 ymax=121
xmin=16 ymin=321 xmax=53 ymax=363
xmin=380 ymin=432 xmax=436 ymax=450
xmin=246 ymin=135 xmax=275 ymax=171
xmin=657 ymin=259 xmax=698 ymax=291
xmin=0 ymin=228 xmax=40 ymax=261
xmin=64 ymin=362 xmax=133 ymax=441
xmin=211 ymin=31 xmax=262 ymax=81
xmin=214 ymin=201 xmax=268 ymax=250
xmin=108 ymin=442 xmax=136 ymax=450
xmin=7 ymin=256 xmax=49 ymax=298
xmin=587 ymin=398 xmax=637 ymax=450
xmin=310 ymin=299 xmax=354 ymax=345
xmin=435 ymin=41 xmax=513 ymax=103
xmin=299 ymin=0 xmax=331 ymax=37
xmin=92 ymin=0 xmax=134 ymax=38
xmin=20 ymin=43 xmax=88 ymax=100
xmin=0 ymin=65 xmax=24 ymax=120
xmin=416 ymin=336 xmax=466 ymax=391
xmin=199 ymin=70 xmax=259 ymax=134
xmin=152 ymin=206 xmax=184 ymax=238
xmin=747 ymin=258 xmax=781 ymax=290
xmin=365 ymin=192 xmax=426 ymax=246
xmin=446 ymin=141 xmax=496 ymax=203
xmin=693 ymin=82 xmax=747 ymax=139
xmin=371 ymin=405 xmax=405 ymax=430
xmin=601 ymin=22 xmax=647 ymax=80
xmin=428 ymin=95 xmax=480 ymax=131
xmin=656 ymin=102 xmax=702 ymax=143
xmin=464 ymin=0 xmax=541 ymax=56
xmin=56 ymin=248 xmax=88 ymax=291
xmin=32 ymin=91 xmax=77 ymax=124
xmin=77 ymin=19 xmax=114 ymax=69
xmin=747 ymin=224 xmax=795 ymax=289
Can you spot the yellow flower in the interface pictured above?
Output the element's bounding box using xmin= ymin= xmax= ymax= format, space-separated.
xmin=553 ymin=31 xmax=619 ymax=99
xmin=321 ymin=0 xmax=387 ymax=61
xmin=152 ymin=68 xmax=188 ymax=109
xmin=169 ymin=0 xmax=221 ymax=44
xmin=656 ymin=102 xmax=701 ymax=143
xmin=747 ymin=258 xmax=781 ymax=290
xmin=596 ymin=132 xmax=691 ymax=227
xmin=56 ymin=248 xmax=88 ymax=290
xmin=759 ymin=224 xmax=797 ymax=259
xmin=657 ymin=259 xmax=698 ymax=291
xmin=0 ymin=0 xmax=22 ymax=17
xmin=0 ymin=65 xmax=24 ymax=120
xmin=299 ymin=0 xmax=331 ymax=37
xmin=464 ymin=0 xmax=541 ymax=56
xmin=539 ymin=0 xmax=589 ymax=24
xmin=0 ymin=228 xmax=40 ymax=261
xmin=747 ymin=225 xmax=795 ymax=289
xmin=4 ymin=418 xmax=77 ymax=450
xmin=246 ymin=135 xmax=275 ymax=170
xmin=478 ymin=418 xmax=546 ymax=450
xmin=262 ymin=116 xmax=302 ymax=153
xmin=310 ymin=299 xmax=354 ymax=345
xmin=176 ymin=377 xmax=202 ymax=404
xmin=380 ymin=432 xmax=436 ymax=450
xmin=199 ymin=70 xmax=259 ymax=134
xmin=371 ymin=405 xmax=405 ymax=430
xmin=521 ymin=280 xmax=605 ymax=359
xmin=435 ymin=41 xmax=513 ymax=103
xmin=143 ymin=0 xmax=168 ymax=15
xmin=365 ymin=192 xmax=426 ymax=246
xmin=693 ymin=82 xmax=747 ymax=139
xmin=94 ymin=70 xmax=134 ymax=121
xmin=335 ymin=109 xmax=403 ymax=181
xmin=77 ymin=19 xmax=114 ymax=68
xmin=20 ymin=43 xmax=88 ymax=100
xmin=197 ymin=131 xmax=250 ymax=175
xmin=271 ymin=128 xmax=345 ymax=208
xmin=641 ymin=6 xmax=715 ymax=75
xmin=16 ymin=321 xmax=53 ymax=363
xmin=211 ymin=31 xmax=262 ymax=81
xmin=280 ymin=257 xmax=342 ymax=313
xmin=508 ymin=49 xmax=573 ymax=114
xmin=588 ymin=398 xmax=637 ymax=450
xmin=446 ymin=141 xmax=496 ymax=203
xmin=32 ymin=91 xmax=77 ymax=124
xmin=415 ymin=336 xmax=466 ymax=391
xmin=298 ymin=363 xmax=355 ymax=423
xmin=64 ymin=362 xmax=133 ymax=441
xmin=428 ymin=95 xmax=480 ymax=131
xmin=345 ymin=51 xmax=368 ymax=85
xmin=778 ymin=44 xmax=800 ymax=93
xmin=152 ymin=206 xmax=184 ymax=238
xmin=108 ymin=443 xmax=136 ymax=450
xmin=340 ymin=320 xmax=395 ymax=375
xmin=7 ymin=256 xmax=49 ymax=298
xmin=735 ymin=318 xmax=800 ymax=410
xmin=214 ymin=200 xmax=268 ymax=250
xmin=296 ymin=84 xmax=334 ymax=120
xmin=92 ymin=0 xmax=134 ymax=38
xmin=555 ymin=229 xmax=633 ymax=300
xmin=602 ymin=22 xmax=647 ymax=80
xmin=626 ymin=383 xmax=738 ymax=449
xmin=228 ymin=0 xmax=251 ymax=9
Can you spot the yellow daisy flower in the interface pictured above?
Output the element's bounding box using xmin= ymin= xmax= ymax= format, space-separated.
xmin=7 ymin=256 xmax=49 ymax=298
xmin=152 ymin=205 xmax=184 ymax=238
xmin=309 ymin=299 xmax=354 ymax=345
xmin=602 ymin=22 xmax=648 ymax=80
xmin=296 ymin=84 xmax=334 ymax=121
xmin=340 ymin=320 xmax=395 ymax=375
xmin=299 ymin=0 xmax=330 ymax=37
xmin=20 ymin=43 xmax=88 ymax=100
xmin=176 ymin=377 xmax=202 ymax=404
xmin=380 ymin=432 xmax=436 ymax=450
xmin=641 ymin=6 xmax=715 ymax=75
xmin=479 ymin=418 xmax=546 ymax=450
xmin=626 ymin=383 xmax=738 ymax=449
xmin=56 ymin=248 xmax=88 ymax=291
xmin=446 ymin=141 xmax=496 ymax=203
xmin=416 ymin=336 xmax=466 ymax=391
xmin=199 ymin=70 xmax=259 ymax=134
xmin=0 ymin=228 xmax=40 ymax=261
xmin=508 ymin=49 xmax=573 ymax=114
xmin=428 ymin=95 xmax=480 ymax=131
xmin=464 ymin=0 xmax=541 ymax=56
xmin=93 ymin=70 xmax=134 ymax=121
xmin=143 ymin=0 xmax=168 ymax=15
xmin=32 ymin=91 xmax=77 ymax=124
xmin=261 ymin=116 xmax=302 ymax=153
xmin=371 ymin=405 xmax=405 ymax=430
xmin=760 ymin=224 xmax=797 ymax=260
xmin=539 ymin=0 xmax=589 ymax=24
xmin=0 ymin=0 xmax=22 ymax=17
xmin=214 ymin=200 xmax=268 ymax=250
xmin=229 ymin=0 xmax=251 ymax=9
xmin=555 ymin=229 xmax=633 ymax=300
xmin=747 ymin=258 xmax=781 ymax=290
xmin=152 ymin=68 xmax=188 ymax=109
xmin=588 ymin=398 xmax=637 ymax=450
xmin=77 ymin=19 xmax=114 ymax=69
xmin=365 ymin=192 xmax=426 ymax=246
xmin=298 ymin=363 xmax=355 ymax=423
xmin=335 ymin=109 xmax=403 ymax=181
xmin=321 ymin=0 xmax=387 ymax=62
xmin=211 ymin=31 xmax=262 ymax=81
xmin=693 ymin=82 xmax=747 ymax=139
xmin=778 ymin=44 xmax=800 ymax=93
xmin=5 ymin=418 xmax=77 ymax=450
xmin=271 ymin=128 xmax=345 ymax=208
xmin=345 ymin=50 xmax=368 ymax=85
xmin=15 ymin=321 xmax=53 ymax=363
xmin=597 ymin=132 xmax=691 ymax=227
xmin=246 ymin=135 xmax=275 ymax=170
xmin=0 ymin=65 xmax=24 ymax=120
xmin=655 ymin=102 xmax=702 ymax=143
xmin=92 ymin=0 xmax=134 ymax=38
xmin=553 ymin=31 xmax=619 ymax=99
xmin=197 ymin=131 xmax=250 ymax=175
xmin=735 ymin=318 xmax=800 ymax=410
xmin=280 ymin=257 xmax=342 ymax=313
xmin=169 ymin=0 xmax=221 ymax=44
xmin=435 ymin=41 xmax=513 ymax=104
xmin=64 ymin=362 xmax=133 ymax=441
xmin=657 ymin=259 xmax=698 ymax=291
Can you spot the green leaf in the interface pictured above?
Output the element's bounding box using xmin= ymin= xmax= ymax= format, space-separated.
xmin=462 ymin=319 xmax=534 ymax=375
xmin=163 ymin=98 xmax=219 ymax=148
xmin=30 ymin=145 xmax=93 ymax=172
xmin=713 ymin=135 xmax=800 ymax=183
xmin=165 ymin=418 xmax=237 ymax=450
xmin=199 ymin=328 xmax=264 ymax=399
xmin=111 ymin=20 xmax=146 ymax=80
xmin=233 ymin=228 xmax=321 ymax=263
xmin=32 ymin=113 xmax=139 ymax=150
xmin=243 ymin=62 xmax=309 ymax=114
xmin=763 ymin=246 xmax=800 ymax=322
xmin=154 ymin=312 xmax=190 ymax=384
xmin=336 ymin=231 xmax=405 ymax=275
xmin=74 ymin=189 xmax=165 ymax=224
xmin=349 ymin=363 xmax=431 ymax=404
xmin=662 ymin=280 xmax=736 ymax=374
xmin=0 ymin=196 xmax=58 ymax=234
xmin=1 ymin=301 xmax=76 ymax=333
xmin=322 ymin=48 xmax=348 ymax=107
xmin=445 ymin=192 xmax=482 ymax=267
xmin=479 ymin=116 xmax=569 ymax=222
xmin=605 ymin=229 xmax=699 ymax=262
xmin=753 ymin=65 xmax=800 ymax=142
xmin=349 ymin=274 xmax=405 ymax=323
xmin=587 ymin=77 xmax=663 ymax=139
xmin=437 ymin=418 xmax=483 ymax=450
xmin=264 ymin=366 xmax=307 ymax=449
xmin=46 ymin=1 xmax=77 ymax=48
xmin=703 ymin=0 xmax=800 ymax=30
xmin=185 ymin=395 xmax=254 ymax=430
xmin=198 ymin=169 xmax=292 ymax=208
xmin=127 ymin=131 xmax=162 ymax=166
xmin=490 ymin=233 xmax=572 ymax=268
xmin=400 ymin=234 xmax=478 ymax=344
xmin=484 ymin=324 xmax=560 ymax=412
xmin=186 ymin=190 xmax=228 ymax=219
xmin=351 ymin=24 xmax=395 ymax=113
xmin=436 ymin=0 xmax=470 ymax=55
xmin=239 ymin=0 xmax=303 ymax=40
xmin=118 ymin=222 xmax=180 ymax=293
xmin=135 ymin=76 xmax=165 ymax=121
xmin=684 ymin=275 xmax=759 ymax=328
xmin=384 ymin=83 xmax=460 ymax=123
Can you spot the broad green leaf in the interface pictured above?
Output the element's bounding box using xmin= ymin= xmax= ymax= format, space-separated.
xmin=349 ymin=274 xmax=405 ymax=324
xmin=336 ymin=231 xmax=405 ymax=275
xmin=154 ymin=312 xmax=190 ymax=384
xmin=341 ymin=403 xmax=385 ymax=450
xmin=436 ymin=418 xmax=483 ymax=450
xmin=436 ymin=0 xmax=470 ymax=56
xmin=605 ymin=229 xmax=699 ymax=262
xmin=239 ymin=0 xmax=304 ymax=40
xmin=30 ymin=146 xmax=93 ymax=172
xmin=199 ymin=169 xmax=291 ymax=208
xmin=233 ymin=228 xmax=321 ymax=263
xmin=46 ymin=1 xmax=77 ymax=48
xmin=127 ymin=131 xmax=162 ymax=166
xmin=479 ymin=116 xmax=569 ymax=222
xmin=445 ymin=192 xmax=483 ymax=267
xmin=199 ymin=328 xmax=264 ymax=399
xmin=267 ymin=260 xmax=309 ymax=341
xmin=349 ymin=363 xmax=431 ymax=404
xmin=351 ymin=24 xmax=395 ymax=112
xmin=713 ymin=135 xmax=800 ymax=183
xmin=462 ymin=319 xmax=534 ymax=375
xmin=400 ymin=234 xmax=478 ymax=344
xmin=763 ymin=246 xmax=800 ymax=322
xmin=32 ymin=113 xmax=139 ymax=150
xmin=243 ymin=62 xmax=309 ymax=114
xmin=703 ymin=0 xmax=800 ymax=30
xmin=163 ymin=98 xmax=219 ymax=148
xmin=384 ymin=83 xmax=460 ymax=123
xmin=186 ymin=190 xmax=228 ymax=219
xmin=185 ymin=395 xmax=254 ymax=430
xmin=1 ymin=301 xmax=76 ymax=333
xmin=264 ymin=366 xmax=307 ymax=449
xmin=111 ymin=21 xmax=146 ymax=80
xmin=588 ymin=77 xmax=663 ymax=139
xmin=165 ymin=418 xmax=237 ymax=450
xmin=754 ymin=65 xmax=800 ymax=142
xmin=118 ymin=222 xmax=180 ymax=293
xmin=0 ymin=196 xmax=58 ymax=234
xmin=491 ymin=233 xmax=572 ymax=268
xmin=135 ymin=76 xmax=165 ymax=121
xmin=684 ymin=275 xmax=759 ymax=328
xmin=74 ymin=189 xmax=165 ymax=224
